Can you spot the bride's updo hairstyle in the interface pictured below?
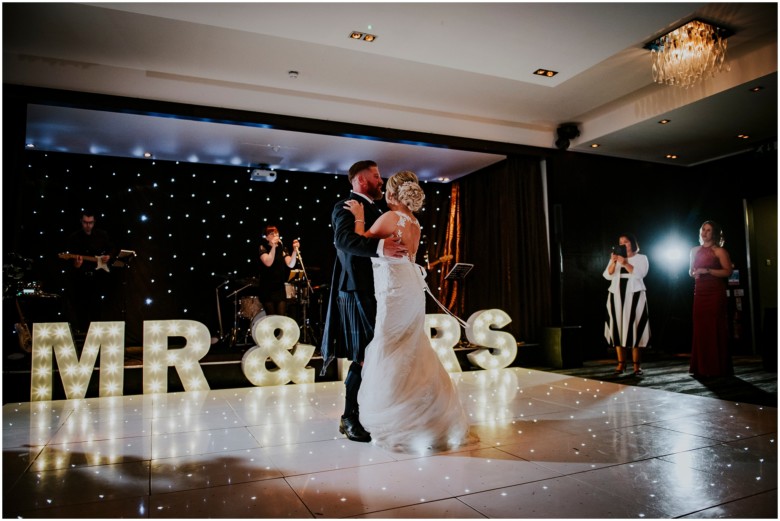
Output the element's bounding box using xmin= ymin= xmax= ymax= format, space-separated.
xmin=386 ymin=170 xmax=425 ymax=213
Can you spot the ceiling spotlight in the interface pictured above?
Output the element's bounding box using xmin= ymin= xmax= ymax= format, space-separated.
xmin=590 ymin=143 xmax=601 ymax=148
xmin=25 ymin=143 xmax=35 ymax=149
xmin=737 ymin=134 xmax=750 ymax=139
xmin=349 ymin=31 xmax=376 ymax=42
xmin=658 ymin=119 xmax=671 ymax=124
xmin=665 ymin=154 xmax=678 ymax=159
xmin=533 ymin=68 xmax=558 ymax=77
xmin=750 ymin=86 xmax=763 ymax=92
xmin=143 ymin=152 xmax=153 ymax=158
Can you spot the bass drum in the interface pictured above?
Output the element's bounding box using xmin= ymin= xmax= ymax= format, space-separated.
xmin=239 ymin=296 xmax=262 ymax=319
xmin=284 ymin=283 xmax=297 ymax=300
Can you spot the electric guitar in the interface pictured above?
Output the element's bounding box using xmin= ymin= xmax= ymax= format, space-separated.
xmin=427 ymin=254 xmax=453 ymax=270
xmin=58 ymin=253 xmax=111 ymax=272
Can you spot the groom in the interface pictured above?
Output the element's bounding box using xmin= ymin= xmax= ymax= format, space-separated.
xmin=320 ymin=160 xmax=407 ymax=442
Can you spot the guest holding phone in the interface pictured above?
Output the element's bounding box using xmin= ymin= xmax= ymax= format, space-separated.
xmin=603 ymin=233 xmax=651 ymax=376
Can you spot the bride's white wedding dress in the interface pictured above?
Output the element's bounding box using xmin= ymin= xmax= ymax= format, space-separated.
xmin=358 ymin=212 xmax=471 ymax=453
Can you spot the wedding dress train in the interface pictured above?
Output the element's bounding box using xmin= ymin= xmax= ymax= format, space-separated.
xmin=358 ymin=239 xmax=471 ymax=453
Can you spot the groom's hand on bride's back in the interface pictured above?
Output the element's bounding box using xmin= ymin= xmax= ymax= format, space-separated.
xmin=383 ymin=237 xmax=408 ymax=258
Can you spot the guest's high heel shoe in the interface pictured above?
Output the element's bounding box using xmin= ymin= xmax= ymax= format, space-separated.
xmin=613 ymin=362 xmax=626 ymax=374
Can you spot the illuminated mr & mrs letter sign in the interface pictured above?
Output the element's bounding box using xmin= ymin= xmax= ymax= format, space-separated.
xmin=29 ymin=309 xmax=516 ymax=402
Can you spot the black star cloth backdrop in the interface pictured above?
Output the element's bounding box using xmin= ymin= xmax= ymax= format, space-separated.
xmin=6 ymin=151 xmax=549 ymax=348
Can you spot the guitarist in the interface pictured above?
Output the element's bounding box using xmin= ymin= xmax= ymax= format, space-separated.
xmin=62 ymin=209 xmax=117 ymax=334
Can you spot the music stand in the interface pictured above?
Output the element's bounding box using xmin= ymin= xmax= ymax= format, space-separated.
xmin=444 ymin=262 xmax=474 ymax=281
xmin=109 ymin=249 xmax=136 ymax=327
xmin=112 ymin=250 xmax=136 ymax=268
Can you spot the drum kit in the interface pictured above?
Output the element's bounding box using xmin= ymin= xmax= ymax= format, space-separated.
xmin=3 ymin=253 xmax=61 ymax=357
xmin=214 ymin=250 xmax=325 ymax=348
xmin=4 ymin=250 xmax=138 ymax=357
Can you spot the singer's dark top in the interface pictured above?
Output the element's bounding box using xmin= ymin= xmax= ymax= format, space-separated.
xmin=258 ymin=240 xmax=291 ymax=302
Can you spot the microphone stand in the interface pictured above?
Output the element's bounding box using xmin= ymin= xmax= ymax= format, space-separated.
xmin=225 ymin=282 xmax=252 ymax=347
xmin=215 ymin=278 xmax=230 ymax=344
xmin=295 ymin=246 xmax=318 ymax=345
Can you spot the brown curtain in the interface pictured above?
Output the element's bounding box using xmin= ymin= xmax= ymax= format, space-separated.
xmin=420 ymin=156 xmax=551 ymax=343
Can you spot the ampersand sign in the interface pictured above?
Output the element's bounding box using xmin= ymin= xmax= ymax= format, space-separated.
xmin=241 ymin=315 xmax=315 ymax=386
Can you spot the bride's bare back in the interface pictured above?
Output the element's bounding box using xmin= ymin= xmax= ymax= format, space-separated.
xmin=366 ymin=211 xmax=420 ymax=262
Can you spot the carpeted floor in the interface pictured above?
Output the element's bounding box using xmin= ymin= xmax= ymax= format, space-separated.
xmin=534 ymin=353 xmax=778 ymax=408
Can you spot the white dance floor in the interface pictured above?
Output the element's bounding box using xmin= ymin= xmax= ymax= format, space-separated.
xmin=3 ymin=367 xmax=777 ymax=518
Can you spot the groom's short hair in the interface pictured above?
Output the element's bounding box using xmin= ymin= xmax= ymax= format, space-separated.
xmin=348 ymin=160 xmax=377 ymax=183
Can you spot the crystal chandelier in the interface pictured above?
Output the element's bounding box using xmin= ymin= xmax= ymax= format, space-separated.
xmin=646 ymin=19 xmax=731 ymax=88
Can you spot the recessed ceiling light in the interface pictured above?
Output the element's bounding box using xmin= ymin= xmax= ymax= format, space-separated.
xmin=658 ymin=119 xmax=671 ymax=124
xmin=750 ymin=86 xmax=763 ymax=92
xmin=143 ymin=152 xmax=153 ymax=158
xmin=25 ymin=143 xmax=35 ymax=149
xmin=349 ymin=31 xmax=376 ymax=42
xmin=590 ymin=143 xmax=600 ymax=148
xmin=737 ymin=134 xmax=750 ymax=139
xmin=665 ymin=154 xmax=678 ymax=159
xmin=533 ymin=68 xmax=558 ymax=77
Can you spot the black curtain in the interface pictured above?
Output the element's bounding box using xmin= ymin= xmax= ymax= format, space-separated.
xmin=422 ymin=156 xmax=552 ymax=343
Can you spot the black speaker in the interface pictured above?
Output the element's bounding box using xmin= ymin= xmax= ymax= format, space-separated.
xmin=555 ymin=123 xmax=580 ymax=150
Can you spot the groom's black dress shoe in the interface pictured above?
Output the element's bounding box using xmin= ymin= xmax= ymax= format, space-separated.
xmin=339 ymin=416 xmax=371 ymax=442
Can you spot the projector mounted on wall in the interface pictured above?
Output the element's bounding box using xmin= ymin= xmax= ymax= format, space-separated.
xmin=250 ymin=168 xmax=277 ymax=182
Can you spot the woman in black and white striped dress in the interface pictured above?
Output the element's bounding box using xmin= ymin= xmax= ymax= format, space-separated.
xmin=603 ymin=233 xmax=651 ymax=376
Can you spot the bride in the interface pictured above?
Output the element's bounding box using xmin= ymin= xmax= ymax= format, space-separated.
xmin=343 ymin=170 xmax=473 ymax=453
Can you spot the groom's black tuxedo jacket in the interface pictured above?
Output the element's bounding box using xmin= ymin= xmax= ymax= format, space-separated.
xmin=320 ymin=193 xmax=385 ymax=372
xmin=333 ymin=194 xmax=384 ymax=291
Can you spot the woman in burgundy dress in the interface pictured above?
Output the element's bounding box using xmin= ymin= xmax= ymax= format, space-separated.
xmin=689 ymin=220 xmax=734 ymax=377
